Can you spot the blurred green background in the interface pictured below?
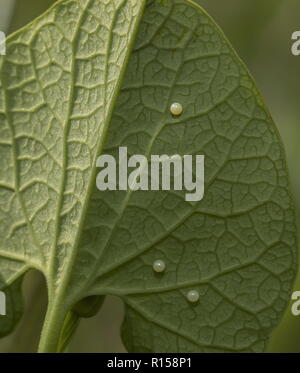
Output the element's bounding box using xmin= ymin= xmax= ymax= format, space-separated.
xmin=0 ymin=0 xmax=299 ymax=352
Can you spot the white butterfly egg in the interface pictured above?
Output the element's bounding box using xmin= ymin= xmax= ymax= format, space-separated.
xmin=186 ymin=290 xmax=199 ymax=303
xmin=170 ymin=102 xmax=183 ymax=116
xmin=152 ymin=259 xmax=166 ymax=273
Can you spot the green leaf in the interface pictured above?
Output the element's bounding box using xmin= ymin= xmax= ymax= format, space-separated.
xmin=0 ymin=0 xmax=297 ymax=352
xmin=0 ymin=0 xmax=147 ymax=352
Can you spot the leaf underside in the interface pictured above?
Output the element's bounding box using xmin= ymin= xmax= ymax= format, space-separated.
xmin=0 ymin=0 xmax=297 ymax=352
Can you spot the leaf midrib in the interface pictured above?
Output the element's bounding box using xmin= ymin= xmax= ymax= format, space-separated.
xmin=49 ymin=0 xmax=148 ymax=304
xmin=47 ymin=0 xmax=94 ymax=294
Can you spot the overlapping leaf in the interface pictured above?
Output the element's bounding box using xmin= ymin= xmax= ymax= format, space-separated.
xmin=0 ymin=0 xmax=147 ymax=350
